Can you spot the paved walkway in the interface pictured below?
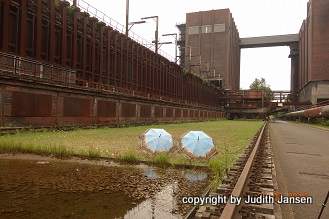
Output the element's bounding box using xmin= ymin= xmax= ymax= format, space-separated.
xmin=270 ymin=121 xmax=329 ymax=219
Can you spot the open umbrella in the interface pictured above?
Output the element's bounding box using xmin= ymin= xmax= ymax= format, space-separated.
xmin=143 ymin=128 xmax=173 ymax=153
xmin=181 ymin=131 xmax=215 ymax=158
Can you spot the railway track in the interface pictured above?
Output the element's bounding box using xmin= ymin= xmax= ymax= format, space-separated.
xmin=189 ymin=122 xmax=277 ymax=219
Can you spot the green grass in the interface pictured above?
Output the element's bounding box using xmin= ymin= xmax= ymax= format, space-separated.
xmin=153 ymin=153 xmax=171 ymax=167
xmin=0 ymin=120 xmax=263 ymax=169
xmin=0 ymin=140 xmax=73 ymax=158
xmin=120 ymin=150 xmax=139 ymax=163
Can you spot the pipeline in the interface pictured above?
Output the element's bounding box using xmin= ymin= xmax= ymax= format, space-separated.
xmin=280 ymin=104 xmax=329 ymax=119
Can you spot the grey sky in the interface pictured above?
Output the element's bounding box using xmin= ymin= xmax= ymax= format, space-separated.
xmin=87 ymin=0 xmax=309 ymax=90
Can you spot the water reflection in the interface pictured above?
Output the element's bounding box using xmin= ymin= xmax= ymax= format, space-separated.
xmin=124 ymin=184 xmax=180 ymax=219
xmin=143 ymin=167 xmax=158 ymax=180
xmin=184 ymin=170 xmax=208 ymax=182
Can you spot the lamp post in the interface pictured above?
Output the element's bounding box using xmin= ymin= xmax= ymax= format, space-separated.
xmin=155 ymin=41 xmax=173 ymax=49
xmin=128 ymin=21 xmax=146 ymax=31
xmin=125 ymin=0 xmax=130 ymax=36
xmin=162 ymin=33 xmax=178 ymax=63
xmin=141 ymin=16 xmax=159 ymax=54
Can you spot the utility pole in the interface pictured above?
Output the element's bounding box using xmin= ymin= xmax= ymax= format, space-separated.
xmin=162 ymin=33 xmax=178 ymax=63
xmin=141 ymin=16 xmax=159 ymax=54
xmin=125 ymin=0 xmax=129 ymax=36
xmin=155 ymin=16 xmax=159 ymax=54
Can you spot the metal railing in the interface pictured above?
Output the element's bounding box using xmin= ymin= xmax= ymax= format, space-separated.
xmin=0 ymin=52 xmax=217 ymax=109
xmin=0 ymin=52 xmax=76 ymax=86
xmin=66 ymin=0 xmax=174 ymax=62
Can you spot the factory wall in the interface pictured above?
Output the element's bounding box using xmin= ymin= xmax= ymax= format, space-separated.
xmin=0 ymin=78 xmax=224 ymax=128
xmin=297 ymin=0 xmax=329 ymax=104
xmin=0 ymin=0 xmax=220 ymax=110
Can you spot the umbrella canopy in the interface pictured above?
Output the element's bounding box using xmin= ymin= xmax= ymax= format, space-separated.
xmin=181 ymin=131 xmax=215 ymax=158
xmin=143 ymin=128 xmax=173 ymax=153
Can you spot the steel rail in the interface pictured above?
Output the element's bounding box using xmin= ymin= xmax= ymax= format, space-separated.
xmin=219 ymin=122 xmax=267 ymax=219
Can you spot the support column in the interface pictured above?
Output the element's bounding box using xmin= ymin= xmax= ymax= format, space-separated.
xmin=289 ymin=43 xmax=299 ymax=103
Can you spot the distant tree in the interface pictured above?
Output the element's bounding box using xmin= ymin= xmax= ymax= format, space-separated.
xmin=249 ymin=78 xmax=273 ymax=99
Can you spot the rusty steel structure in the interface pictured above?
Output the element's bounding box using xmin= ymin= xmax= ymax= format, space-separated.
xmin=219 ymin=90 xmax=274 ymax=119
xmin=0 ymin=0 xmax=224 ymax=127
xmin=280 ymin=100 xmax=329 ymax=120
xmin=0 ymin=0 xmax=220 ymax=106
xmin=0 ymin=52 xmax=224 ymax=127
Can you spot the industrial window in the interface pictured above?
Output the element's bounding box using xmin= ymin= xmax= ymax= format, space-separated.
xmin=188 ymin=26 xmax=200 ymax=35
xmin=201 ymin=25 xmax=212 ymax=34
xmin=214 ymin=24 xmax=226 ymax=33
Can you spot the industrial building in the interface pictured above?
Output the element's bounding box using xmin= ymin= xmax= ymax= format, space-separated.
xmin=179 ymin=0 xmax=329 ymax=104
xmin=295 ymin=0 xmax=329 ymax=104
xmin=181 ymin=9 xmax=240 ymax=90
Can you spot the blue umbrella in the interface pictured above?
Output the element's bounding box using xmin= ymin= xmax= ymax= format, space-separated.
xmin=143 ymin=129 xmax=173 ymax=153
xmin=181 ymin=131 xmax=215 ymax=157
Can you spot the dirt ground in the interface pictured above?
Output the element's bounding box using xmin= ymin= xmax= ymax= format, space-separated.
xmin=0 ymin=154 xmax=209 ymax=219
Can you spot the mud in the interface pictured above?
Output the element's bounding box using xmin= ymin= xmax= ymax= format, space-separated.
xmin=0 ymin=155 xmax=209 ymax=219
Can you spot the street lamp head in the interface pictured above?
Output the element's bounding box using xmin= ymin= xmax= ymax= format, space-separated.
xmin=162 ymin=33 xmax=177 ymax=37
xmin=129 ymin=21 xmax=146 ymax=25
xmin=141 ymin=16 xmax=158 ymax=20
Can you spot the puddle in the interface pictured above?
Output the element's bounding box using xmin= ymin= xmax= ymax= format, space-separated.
xmin=184 ymin=170 xmax=208 ymax=182
xmin=125 ymin=184 xmax=180 ymax=219
xmin=0 ymin=157 xmax=209 ymax=218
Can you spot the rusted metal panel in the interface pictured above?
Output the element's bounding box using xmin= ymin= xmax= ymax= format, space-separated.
xmin=175 ymin=108 xmax=182 ymax=118
xmin=97 ymin=100 xmax=116 ymax=118
xmin=183 ymin=109 xmax=188 ymax=117
xmin=11 ymin=91 xmax=52 ymax=117
xmin=166 ymin=107 xmax=173 ymax=118
xmin=140 ymin=104 xmax=151 ymax=118
xmin=121 ymin=102 xmax=136 ymax=118
xmin=63 ymin=96 xmax=91 ymax=117
xmin=154 ymin=106 xmax=163 ymax=118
